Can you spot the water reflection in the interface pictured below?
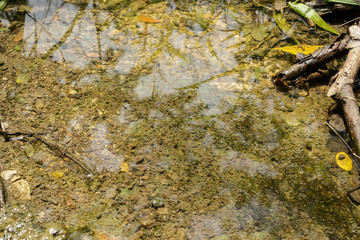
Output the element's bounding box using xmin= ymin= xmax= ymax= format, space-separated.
xmin=89 ymin=123 xmax=124 ymax=172
xmin=1 ymin=0 xmax=357 ymax=239
xmin=21 ymin=0 xmax=249 ymax=110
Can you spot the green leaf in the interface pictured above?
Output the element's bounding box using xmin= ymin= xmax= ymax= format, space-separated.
xmin=0 ymin=0 xmax=8 ymax=10
xmin=24 ymin=144 xmax=35 ymax=158
xmin=288 ymin=2 xmax=340 ymax=35
xmin=273 ymin=11 xmax=300 ymax=45
xmin=14 ymin=45 xmax=21 ymax=51
xmin=326 ymin=0 xmax=360 ymax=5
xmin=16 ymin=73 xmax=30 ymax=84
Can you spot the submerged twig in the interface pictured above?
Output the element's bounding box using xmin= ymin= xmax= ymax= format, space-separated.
xmin=325 ymin=122 xmax=360 ymax=173
xmin=36 ymin=135 xmax=94 ymax=173
xmin=0 ymin=154 xmax=6 ymax=209
xmin=0 ymin=128 xmax=94 ymax=173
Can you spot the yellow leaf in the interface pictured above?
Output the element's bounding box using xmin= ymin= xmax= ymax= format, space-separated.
xmin=273 ymin=45 xmax=323 ymax=55
xmin=51 ymin=170 xmax=64 ymax=178
xmin=335 ymin=152 xmax=352 ymax=171
xmin=120 ymin=162 xmax=129 ymax=172
xmin=137 ymin=16 xmax=160 ymax=23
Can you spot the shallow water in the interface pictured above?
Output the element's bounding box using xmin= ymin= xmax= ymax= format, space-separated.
xmin=0 ymin=0 xmax=359 ymax=239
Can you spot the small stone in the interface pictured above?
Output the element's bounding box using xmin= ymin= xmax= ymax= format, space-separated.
xmin=1 ymin=121 xmax=9 ymax=130
xmin=283 ymin=115 xmax=300 ymax=127
xmin=1 ymin=170 xmax=20 ymax=183
xmin=151 ymin=196 xmax=164 ymax=208
xmin=6 ymin=91 xmax=16 ymax=100
xmin=24 ymin=144 xmax=35 ymax=158
xmin=213 ymin=234 xmax=230 ymax=240
xmin=139 ymin=214 xmax=155 ymax=227
xmin=349 ymin=189 xmax=360 ymax=205
xmin=326 ymin=135 xmax=348 ymax=152
xmin=31 ymin=150 xmax=49 ymax=164
xmin=45 ymin=223 xmax=66 ymax=238
xmin=10 ymin=179 xmax=31 ymax=200
xmin=328 ymin=114 xmax=346 ymax=135
xmin=104 ymin=186 xmax=118 ymax=199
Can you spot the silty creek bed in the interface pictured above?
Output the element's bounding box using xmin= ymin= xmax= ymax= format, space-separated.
xmin=0 ymin=0 xmax=360 ymax=239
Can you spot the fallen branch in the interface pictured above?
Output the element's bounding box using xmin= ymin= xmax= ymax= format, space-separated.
xmin=273 ymin=34 xmax=350 ymax=89
xmin=328 ymin=24 xmax=360 ymax=157
xmin=0 ymin=124 xmax=95 ymax=173
xmin=0 ymin=122 xmax=95 ymax=208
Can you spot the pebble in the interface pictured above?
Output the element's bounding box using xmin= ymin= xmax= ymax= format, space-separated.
xmin=10 ymin=179 xmax=31 ymax=200
xmin=1 ymin=170 xmax=20 ymax=183
xmin=349 ymin=189 xmax=360 ymax=205
xmin=139 ymin=214 xmax=155 ymax=227
xmin=104 ymin=186 xmax=118 ymax=199
xmin=1 ymin=121 xmax=9 ymax=130
xmin=328 ymin=114 xmax=346 ymax=136
xmin=151 ymin=196 xmax=164 ymax=208
xmin=1 ymin=170 xmax=31 ymax=201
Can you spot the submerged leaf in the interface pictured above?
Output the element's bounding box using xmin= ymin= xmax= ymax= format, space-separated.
xmin=14 ymin=30 xmax=24 ymax=42
xmin=137 ymin=16 xmax=160 ymax=23
xmin=273 ymin=45 xmax=323 ymax=55
xmin=24 ymin=144 xmax=35 ymax=158
xmin=120 ymin=162 xmax=129 ymax=172
xmin=273 ymin=11 xmax=299 ymax=45
xmin=0 ymin=0 xmax=8 ymax=10
xmin=52 ymin=170 xmax=64 ymax=178
xmin=288 ymin=2 xmax=340 ymax=35
xmin=16 ymin=73 xmax=30 ymax=84
xmin=335 ymin=152 xmax=352 ymax=171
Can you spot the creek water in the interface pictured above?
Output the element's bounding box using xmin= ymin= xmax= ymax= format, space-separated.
xmin=0 ymin=0 xmax=359 ymax=239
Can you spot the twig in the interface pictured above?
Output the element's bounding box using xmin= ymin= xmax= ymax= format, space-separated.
xmin=325 ymin=122 xmax=360 ymax=173
xmin=36 ymin=135 xmax=94 ymax=173
xmin=273 ymin=34 xmax=350 ymax=86
xmin=325 ymin=122 xmax=353 ymax=153
xmin=0 ymin=128 xmax=94 ymax=173
xmin=339 ymin=16 xmax=360 ymax=28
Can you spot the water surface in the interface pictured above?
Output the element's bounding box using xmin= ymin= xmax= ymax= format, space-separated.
xmin=0 ymin=0 xmax=359 ymax=239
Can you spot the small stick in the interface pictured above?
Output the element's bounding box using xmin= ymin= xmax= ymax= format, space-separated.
xmin=0 ymin=127 xmax=94 ymax=173
xmin=36 ymin=135 xmax=94 ymax=173
xmin=0 ymin=158 xmax=6 ymax=209
xmin=325 ymin=122 xmax=360 ymax=173
xmin=0 ymin=122 xmax=6 ymax=208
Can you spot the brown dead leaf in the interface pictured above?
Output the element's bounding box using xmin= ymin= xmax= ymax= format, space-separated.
xmin=14 ymin=30 xmax=24 ymax=42
xmin=65 ymin=198 xmax=74 ymax=207
xmin=137 ymin=15 xmax=161 ymax=23
xmin=94 ymin=229 xmax=121 ymax=240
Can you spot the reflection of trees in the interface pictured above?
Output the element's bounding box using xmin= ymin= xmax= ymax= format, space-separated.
xmin=20 ymin=0 xmax=256 ymax=100
xmin=38 ymin=4 xmax=88 ymax=60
